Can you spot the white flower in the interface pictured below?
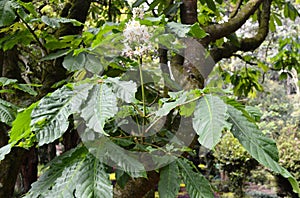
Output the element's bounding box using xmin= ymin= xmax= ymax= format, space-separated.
xmin=122 ymin=19 xmax=152 ymax=58
xmin=132 ymin=7 xmax=144 ymax=19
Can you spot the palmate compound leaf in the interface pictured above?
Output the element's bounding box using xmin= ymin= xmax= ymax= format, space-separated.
xmin=31 ymin=84 xmax=93 ymax=146
xmin=227 ymin=105 xmax=300 ymax=194
xmin=25 ymin=146 xmax=113 ymax=198
xmin=158 ymin=162 xmax=180 ymax=198
xmin=177 ymin=158 xmax=214 ymax=198
xmin=192 ymin=95 xmax=230 ymax=149
xmin=80 ymin=83 xmax=118 ymax=135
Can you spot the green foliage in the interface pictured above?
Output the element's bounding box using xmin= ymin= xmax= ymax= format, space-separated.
xmin=227 ymin=105 xmax=299 ymax=194
xmin=158 ymin=162 xmax=181 ymax=198
xmin=277 ymin=126 xmax=300 ymax=181
xmin=0 ymin=0 xmax=17 ymax=27
xmin=192 ymin=94 xmax=229 ymax=149
xmin=0 ymin=98 xmax=18 ymax=125
xmin=214 ymin=132 xmax=258 ymax=195
xmin=25 ymin=146 xmax=113 ymax=198
xmin=177 ymin=158 xmax=214 ymax=198
xmin=30 ymin=86 xmax=74 ymax=146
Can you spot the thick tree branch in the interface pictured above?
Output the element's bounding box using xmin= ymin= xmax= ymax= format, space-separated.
xmin=201 ymin=0 xmax=264 ymax=45
xmin=210 ymin=0 xmax=272 ymax=63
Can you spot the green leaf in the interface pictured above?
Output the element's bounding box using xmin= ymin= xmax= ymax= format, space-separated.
xmin=0 ymin=0 xmax=17 ymax=27
xmin=70 ymin=83 xmax=94 ymax=113
xmin=192 ymin=95 xmax=229 ymax=149
xmin=84 ymin=53 xmax=104 ymax=74
xmin=0 ymin=143 xmax=13 ymax=161
xmin=158 ymin=162 xmax=180 ymax=198
xmin=62 ymin=52 xmax=86 ymax=72
xmin=227 ymin=105 xmax=300 ymax=194
xmin=189 ymin=23 xmax=208 ymax=39
xmin=41 ymin=15 xmax=60 ymax=28
xmin=13 ymin=84 xmax=37 ymax=96
xmin=40 ymin=49 xmax=70 ymax=61
xmin=80 ymin=83 xmax=118 ymax=135
xmin=205 ymin=0 xmax=216 ymax=11
xmin=107 ymin=77 xmax=137 ymax=103
xmin=0 ymin=98 xmax=18 ymax=125
xmin=31 ymin=86 xmax=74 ymax=146
xmin=45 ymin=153 xmax=112 ymax=198
xmin=24 ymin=146 xmax=91 ymax=198
xmin=166 ymin=22 xmax=190 ymax=38
xmin=177 ymin=158 xmax=214 ymax=198
xmin=86 ymin=137 xmax=146 ymax=178
xmin=0 ymin=77 xmax=17 ymax=86
xmin=156 ymin=92 xmax=187 ymax=117
xmin=9 ymin=102 xmax=38 ymax=143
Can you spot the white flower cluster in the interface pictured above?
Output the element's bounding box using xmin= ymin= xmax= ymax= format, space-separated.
xmin=122 ymin=9 xmax=152 ymax=58
xmin=132 ymin=7 xmax=144 ymax=19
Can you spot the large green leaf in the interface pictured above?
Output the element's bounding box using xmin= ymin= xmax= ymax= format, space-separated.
xmin=45 ymin=154 xmax=112 ymax=198
xmin=107 ymin=77 xmax=137 ymax=103
xmin=25 ymin=146 xmax=112 ymax=198
xmin=80 ymin=83 xmax=118 ymax=135
xmin=86 ymin=137 xmax=146 ymax=178
xmin=227 ymin=105 xmax=300 ymax=194
xmin=62 ymin=52 xmax=86 ymax=72
xmin=74 ymin=155 xmax=113 ymax=198
xmin=177 ymin=158 xmax=214 ymax=198
xmin=158 ymin=162 xmax=180 ymax=198
xmin=0 ymin=98 xmax=18 ymax=126
xmin=0 ymin=0 xmax=17 ymax=27
xmin=31 ymin=86 xmax=73 ymax=145
xmin=193 ymin=95 xmax=229 ymax=149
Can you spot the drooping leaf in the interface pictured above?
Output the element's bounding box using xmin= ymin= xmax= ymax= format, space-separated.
xmin=0 ymin=98 xmax=18 ymax=125
xmin=80 ymin=83 xmax=118 ymax=135
xmin=86 ymin=137 xmax=146 ymax=178
xmin=25 ymin=146 xmax=88 ymax=198
xmin=30 ymin=86 xmax=73 ymax=146
xmin=192 ymin=95 xmax=229 ymax=149
xmin=45 ymin=153 xmax=112 ymax=198
xmin=158 ymin=162 xmax=180 ymax=198
xmin=177 ymin=158 xmax=214 ymax=198
xmin=107 ymin=77 xmax=137 ymax=103
xmin=0 ymin=0 xmax=17 ymax=27
xmin=62 ymin=52 xmax=86 ymax=72
xmin=227 ymin=105 xmax=300 ymax=194
xmin=74 ymin=155 xmax=113 ymax=198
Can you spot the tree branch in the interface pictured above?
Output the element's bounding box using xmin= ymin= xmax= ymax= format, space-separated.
xmin=201 ymin=0 xmax=264 ymax=45
xmin=210 ymin=0 xmax=272 ymax=63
